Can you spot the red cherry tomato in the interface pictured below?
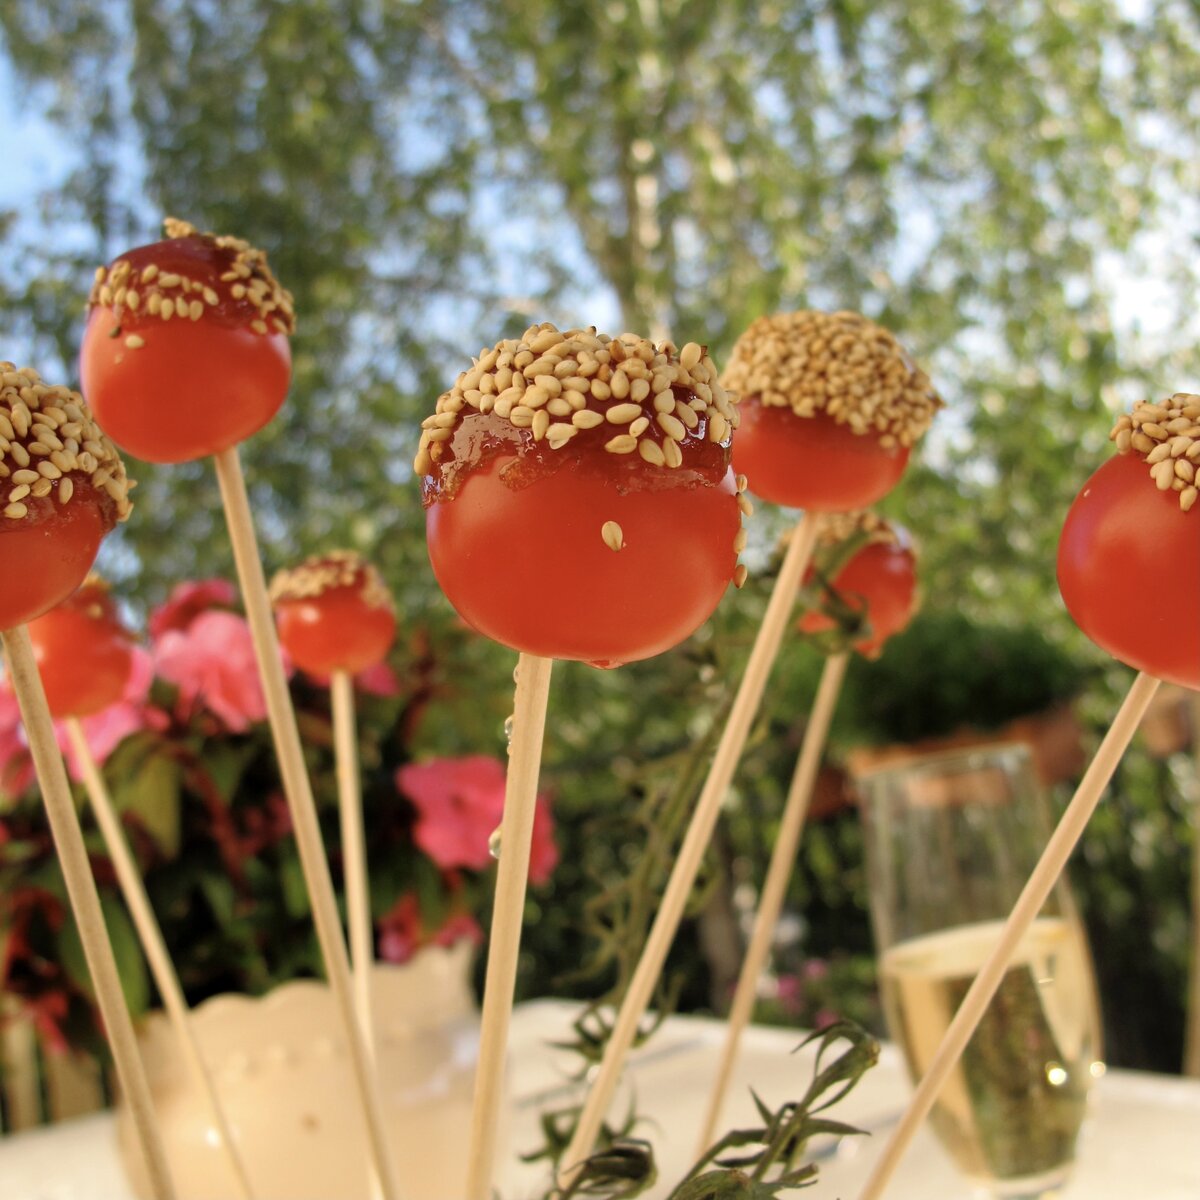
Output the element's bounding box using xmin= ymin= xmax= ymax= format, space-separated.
xmin=798 ymin=539 xmax=918 ymax=658
xmin=733 ymin=401 xmax=910 ymax=511
xmin=27 ymin=580 xmax=134 ymax=718
xmin=272 ymin=553 xmax=397 ymax=676
xmin=0 ymin=484 xmax=115 ymax=632
xmin=79 ymin=228 xmax=291 ymax=464
xmin=1058 ymin=452 xmax=1200 ymax=689
xmin=426 ymin=421 xmax=740 ymax=667
xmin=0 ymin=367 xmax=130 ymax=630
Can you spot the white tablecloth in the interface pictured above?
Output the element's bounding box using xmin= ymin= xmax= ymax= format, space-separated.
xmin=2 ymin=1000 xmax=1197 ymax=1199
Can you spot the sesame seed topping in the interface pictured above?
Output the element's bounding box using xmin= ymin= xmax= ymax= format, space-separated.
xmin=268 ymin=548 xmax=394 ymax=612
xmin=601 ymin=520 xmax=624 ymax=552
xmin=88 ymin=216 xmax=295 ymax=339
xmin=1110 ymin=393 xmax=1200 ymax=513
xmin=721 ymin=309 xmax=941 ymax=447
xmin=414 ymin=322 xmax=740 ymax=476
xmin=0 ymin=364 xmax=133 ymax=524
xmin=733 ymin=563 xmax=749 ymax=589
xmin=815 ymin=509 xmax=905 ymax=550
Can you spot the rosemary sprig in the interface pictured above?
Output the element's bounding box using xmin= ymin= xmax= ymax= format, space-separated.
xmin=549 ymin=1022 xmax=879 ymax=1199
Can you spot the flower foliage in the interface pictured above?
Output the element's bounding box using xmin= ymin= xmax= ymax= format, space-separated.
xmin=0 ymin=579 xmax=558 ymax=1051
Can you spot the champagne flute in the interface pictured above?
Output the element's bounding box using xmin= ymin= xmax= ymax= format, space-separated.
xmin=858 ymin=744 xmax=1104 ymax=1199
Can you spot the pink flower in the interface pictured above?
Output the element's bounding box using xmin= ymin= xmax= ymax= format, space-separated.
xmin=376 ymin=894 xmax=484 ymax=965
xmin=377 ymin=895 xmax=423 ymax=965
xmin=381 ymin=892 xmax=429 ymax=964
xmin=149 ymin=579 xmax=239 ymax=640
xmin=814 ymin=1008 xmax=840 ymax=1030
xmin=432 ymin=911 xmax=484 ymax=951
xmin=774 ymin=973 xmax=804 ymax=1015
xmin=0 ymin=686 xmax=34 ymax=803
xmin=304 ymin=660 xmax=402 ymax=697
xmin=155 ymin=610 xmax=280 ymax=732
xmin=395 ymin=755 xmax=557 ymax=883
xmin=352 ymin=661 xmax=401 ymax=696
xmin=56 ymin=647 xmax=165 ymax=780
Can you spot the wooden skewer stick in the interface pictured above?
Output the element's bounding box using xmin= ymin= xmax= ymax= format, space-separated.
xmin=331 ymin=671 xmax=374 ymax=1054
xmin=465 ymin=652 xmax=554 ymax=1200
xmin=0 ymin=627 xmax=176 ymax=1199
xmin=696 ymin=650 xmax=849 ymax=1154
xmin=212 ymin=447 xmax=401 ymax=1200
xmin=558 ymin=513 xmax=824 ymax=1185
xmin=855 ymin=669 xmax=1161 ymax=1200
xmin=331 ymin=671 xmax=384 ymax=1200
xmin=65 ymin=719 xmax=256 ymax=1199
xmin=1184 ymin=688 xmax=1200 ymax=1078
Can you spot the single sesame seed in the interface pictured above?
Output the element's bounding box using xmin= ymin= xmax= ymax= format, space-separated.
xmin=605 ymin=434 xmax=638 ymax=454
xmin=125 ymin=334 xmax=146 ymax=349
xmin=638 ymin=439 xmax=665 ymax=466
xmin=606 ymin=403 xmax=642 ymax=424
xmin=601 ymin=520 xmax=625 ymax=551
xmin=733 ymin=564 xmax=749 ymax=589
xmin=1151 ymin=459 xmax=1175 ymax=490
xmin=657 ymin=412 xmax=687 ymax=441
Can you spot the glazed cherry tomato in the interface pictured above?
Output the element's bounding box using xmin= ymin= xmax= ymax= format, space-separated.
xmin=798 ymin=535 xmax=918 ymax=658
xmin=721 ymin=310 xmax=940 ymax=512
xmin=27 ymin=579 xmax=134 ymax=718
xmin=734 ymin=402 xmax=910 ymax=511
xmin=80 ymin=219 xmax=292 ymax=464
xmin=420 ymin=325 xmax=745 ymax=668
xmin=1058 ymin=451 xmax=1200 ymax=690
xmin=0 ymin=365 xmax=132 ymax=630
xmin=272 ymin=551 xmax=397 ymax=677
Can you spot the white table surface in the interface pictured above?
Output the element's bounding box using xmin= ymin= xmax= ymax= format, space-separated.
xmin=2 ymin=999 xmax=1198 ymax=1199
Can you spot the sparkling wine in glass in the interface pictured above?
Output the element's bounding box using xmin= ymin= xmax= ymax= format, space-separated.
xmin=859 ymin=745 xmax=1104 ymax=1198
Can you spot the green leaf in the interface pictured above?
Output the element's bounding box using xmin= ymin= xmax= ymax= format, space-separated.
xmin=279 ymin=852 xmax=312 ymax=920
xmin=111 ymin=749 xmax=183 ymax=859
xmin=56 ymin=897 xmax=150 ymax=1017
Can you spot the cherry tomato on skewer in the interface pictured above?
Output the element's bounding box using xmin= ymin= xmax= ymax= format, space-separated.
xmin=27 ymin=577 xmax=134 ymax=718
xmin=271 ymin=550 xmax=397 ymax=677
xmin=0 ymin=365 xmax=133 ymax=631
xmin=79 ymin=218 xmax=293 ymax=464
xmin=798 ymin=513 xmax=918 ymax=659
xmin=417 ymin=324 xmax=747 ymax=668
xmin=1058 ymin=393 xmax=1200 ymax=690
xmin=721 ymin=310 xmax=940 ymax=511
